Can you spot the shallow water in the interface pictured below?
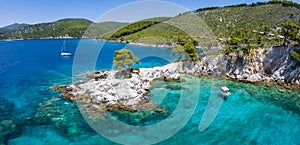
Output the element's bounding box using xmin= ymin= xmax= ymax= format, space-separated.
xmin=157 ymin=77 xmax=300 ymax=145
xmin=0 ymin=39 xmax=300 ymax=145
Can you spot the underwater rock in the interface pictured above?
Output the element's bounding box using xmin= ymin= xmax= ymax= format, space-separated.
xmin=31 ymin=97 xmax=95 ymax=138
xmin=61 ymin=92 xmax=76 ymax=102
xmin=0 ymin=119 xmax=20 ymax=144
xmin=51 ymin=85 xmax=72 ymax=92
xmin=51 ymin=85 xmax=76 ymax=102
xmin=106 ymin=105 xmax=137 ymax=112
xmin=154 ymin=106 xmax=167 ymax=113
xmin=166 ymin=84 xmax=181 ymax=90
xmin=278 ymin=89 xmax=286 ymax=93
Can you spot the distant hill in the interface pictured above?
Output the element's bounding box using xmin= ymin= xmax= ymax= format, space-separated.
xmin=196 ymin=2 xmax=300 ymax=39
xmin=99 ymin=17 xmax=197 ymax=45
xmin=9 ymin=18 xmax=93 ymax=39
xmin=102 ymin=1 xmax=300 ymax=46
xmin=2 ymin=23 xmax=29 ymax=29
xmin=0 ymin=18 xmax=128 ymax=40
xmin=99 ymin=17 xmax=171 ymax=39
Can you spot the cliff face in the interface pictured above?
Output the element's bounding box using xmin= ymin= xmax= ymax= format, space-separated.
xmin=191 ymin=46 xmax=300 ymax=85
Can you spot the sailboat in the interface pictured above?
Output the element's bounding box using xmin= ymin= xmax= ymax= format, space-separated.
xmin=61 ymin=40 xmax=72 ymax=56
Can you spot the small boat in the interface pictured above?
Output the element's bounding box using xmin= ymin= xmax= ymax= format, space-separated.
xmin=219 ymin=87 xmax=231 ymax=100
xmin=61 ymin=40 xmax=72 ymax=56
xmin=221 ymin=87 xmax=231 ymax=96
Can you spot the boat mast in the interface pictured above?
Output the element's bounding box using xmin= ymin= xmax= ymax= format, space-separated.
xmin=61 ymin=40 xmax=66 ymax=53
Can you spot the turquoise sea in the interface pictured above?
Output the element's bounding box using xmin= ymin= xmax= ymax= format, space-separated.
xmin=0 ymin=39 xmax=300 ymax=145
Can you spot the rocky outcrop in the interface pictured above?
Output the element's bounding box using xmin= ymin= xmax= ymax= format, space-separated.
xmin=54 ymin=63 xmax=182 ymax=112
xmin=194 ymin=46 xmax=300 ymax=85
xmin=51 ymin=85 xmax=76 ymax=101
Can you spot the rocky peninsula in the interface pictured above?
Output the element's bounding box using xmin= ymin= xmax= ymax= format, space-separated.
xmin=53 ymin=46 xmax=300 ymax=113
xmin=53 ymin=62 xmax=182 ymax=113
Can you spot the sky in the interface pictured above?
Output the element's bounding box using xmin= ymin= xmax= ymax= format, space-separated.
xmin=0 ymin=0 xmax=299 ymax=27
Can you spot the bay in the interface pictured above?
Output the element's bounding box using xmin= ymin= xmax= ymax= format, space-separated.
xmin=0 ymin=39 xmax=299 ymax=145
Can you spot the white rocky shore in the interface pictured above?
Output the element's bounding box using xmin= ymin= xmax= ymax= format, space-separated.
xmin=57 ymin=63 xmax=182 ymax=109
xmin=53 ymin=46 xmax=300 ymax=111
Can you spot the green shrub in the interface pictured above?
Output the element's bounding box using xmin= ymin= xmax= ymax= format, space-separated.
xmin=291 ymin=49 xmax=300 ymax=62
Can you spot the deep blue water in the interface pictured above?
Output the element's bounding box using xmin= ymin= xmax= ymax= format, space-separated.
xmin=0 ymin=39 xmax=300 ymax=145
xmin=0 ymin=39 xmax=173 ymax=119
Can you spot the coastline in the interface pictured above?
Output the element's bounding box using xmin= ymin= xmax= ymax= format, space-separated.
xmin=128 ymin=42 xmax=173 ymax=48
xmin=0 ymin=37 xmax=92 ymax=41
xmin=10 ymin=37 xmax=297 ymax=113
xmin=54 ymin=53 xmax=300 ymax=115
xmin=53 ymin=43 xmax=300 ymax=115
xmin=0 ymin=37 xmax=175 ymax=48
xmin=95 ymin=38 xmax=175 ymax=48
xmin=4 ymin=38 xmax=295 ymax=89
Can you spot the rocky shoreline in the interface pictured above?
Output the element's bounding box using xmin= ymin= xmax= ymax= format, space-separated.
xmin=53 ymin=46 xmax=300 ymax=114
xmin=52 ymin=63 xmax=182 ymax=114
xmin=195 ymin=46 xmax=300 ymax=86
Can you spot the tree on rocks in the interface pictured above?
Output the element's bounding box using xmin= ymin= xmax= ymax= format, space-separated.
xmin=183 ymin=41 xmax=198 ymax=61
xmin=113 ymin=49 xmax=139 ymax=78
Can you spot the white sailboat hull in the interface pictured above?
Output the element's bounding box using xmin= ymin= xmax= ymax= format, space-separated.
xmin=60 ymin=40 xmax=72 ymax=56
xmin=61 ymin=52 xmax=72 ymax=56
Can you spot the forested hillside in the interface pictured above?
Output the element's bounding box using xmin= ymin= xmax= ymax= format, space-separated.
xmin=0 ymin=19 xmax=128 ymax=39
xmin=101 ymin=1 xmax=300 ymax=49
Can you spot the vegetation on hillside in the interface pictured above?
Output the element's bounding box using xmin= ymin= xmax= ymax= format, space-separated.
xmin=109 ymin=21 xmax=160 ymax=40
xmin=101 ymin=16 xmax=200 ymax=46
xmin=195 ymin=0 xmax=300 ymax=12
xmin=221 ymin=28 xmax=268 ymax=56
xmin=9 ymin=19 xmax=93 ymax=39
xmin=2 ymin=23 xmax=28 ymax=29
xmin=195 ymin=0 xmax=300 ymax=56
xmin=0 ymin=19 xmax=127 ymax=39
xmin=221 ymin=20 xmax=300 ymax=56
xmin=172 ymin=39 xmax=198 ymax=61
xmin=291 ymin=49 xmax=300 ymax=62
xmin=197 ymin=2 xmax=300 ymax=40
xmin=99 ymin=17 xmax=174 ymax=40
xmin=0 ymin=29 xmax=14 ymax=39
xmin=84 ymin=21 xmax=128 ymax=38
xmin=183 ymin=41 xmax=198 ymax=61
xmin=280 ymin=21 xmax=300 ymax=46
xmin=101 ymin=0 xmax=300 ymax=51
